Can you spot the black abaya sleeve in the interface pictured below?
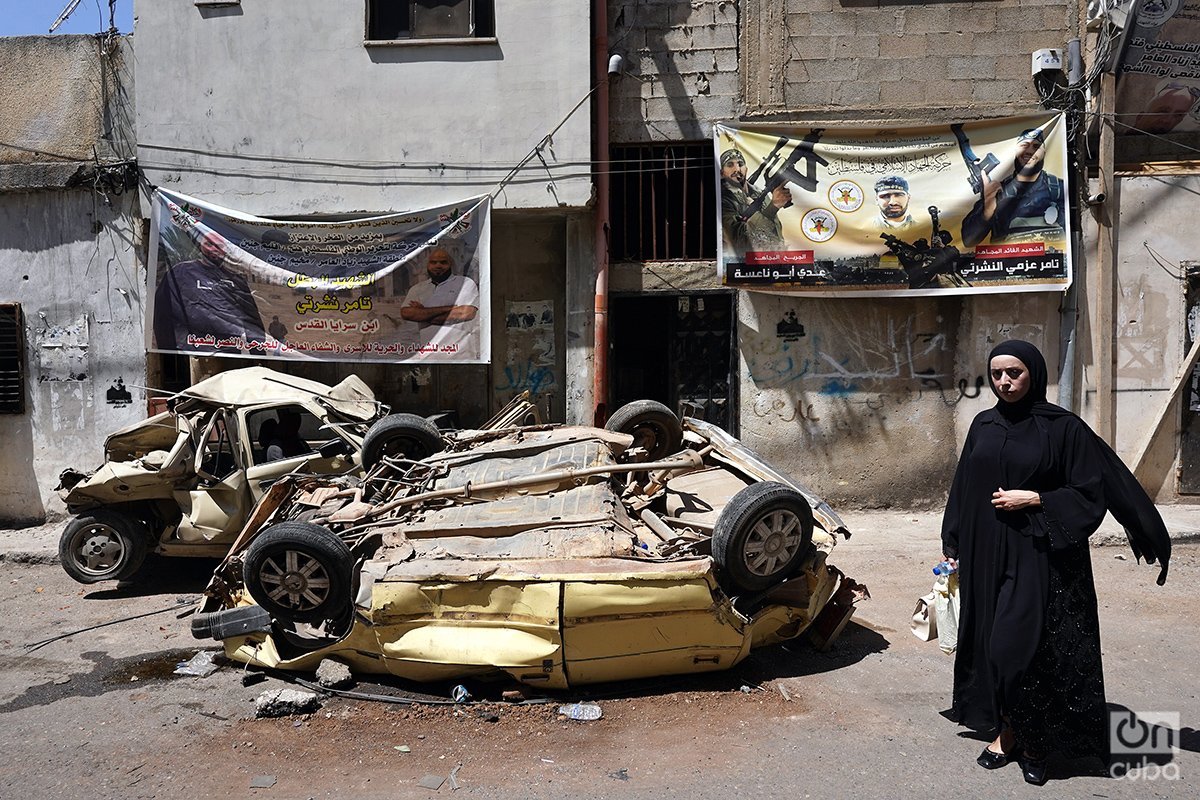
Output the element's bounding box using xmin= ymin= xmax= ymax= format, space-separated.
xmin=1037 ymin=416 xmax=1107 ymax=550
xmin=941 ymin=417 xmax=981 ymax=559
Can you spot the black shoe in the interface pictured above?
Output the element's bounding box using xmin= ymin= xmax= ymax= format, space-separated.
xmin=977 ymin=745 xmax=1019 ymax=769
xmin=1019 ymin=754 xmax=1048 ymax=785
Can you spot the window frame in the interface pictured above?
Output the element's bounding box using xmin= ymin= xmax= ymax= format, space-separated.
xmin=364 ymin=0 xmax=497 ymax=47
xmin=609 ymin=141 xmax=717 ymax=263
xmin=0 ymin=303 xmax=26 ymax=415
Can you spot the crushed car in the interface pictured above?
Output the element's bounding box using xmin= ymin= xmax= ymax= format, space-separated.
xmin=192 ymin=401 xmax=867 ymax=688
xmin=56 ymin=367 xmax=537 ymax=584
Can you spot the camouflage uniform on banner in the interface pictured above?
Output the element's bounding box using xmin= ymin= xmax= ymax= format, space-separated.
xmin=720 ymin=148 xmax=786 ymax=254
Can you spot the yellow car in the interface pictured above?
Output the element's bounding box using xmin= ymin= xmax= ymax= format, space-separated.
xmin=192 ymin=403 xmax=865 ymax=688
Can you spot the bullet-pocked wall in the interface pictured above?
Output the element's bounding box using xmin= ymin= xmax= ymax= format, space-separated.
xmin=134 ymin=0 xmax=594 ymax=425
xmin=607 ymin=0 xmax=1076 ymax=506
xmin=0 ymin=35 xmax=142 ymax=523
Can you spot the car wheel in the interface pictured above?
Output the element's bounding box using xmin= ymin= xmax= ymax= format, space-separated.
xmin=604 ymin=400 xmax=683 ymax=461
xmin=712 ymin=482 xmax=814 ymax=594
xmin=242 ymin=522 xmax=353 ymax=624
xmin=58 ymin=511 xmax=149 ymax=584
xmin=361 ymin=413 xmax=445 ymax=469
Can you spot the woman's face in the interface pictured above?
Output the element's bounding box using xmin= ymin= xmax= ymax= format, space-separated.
xmin=989 ymin=355 xmax=1031 ymax=403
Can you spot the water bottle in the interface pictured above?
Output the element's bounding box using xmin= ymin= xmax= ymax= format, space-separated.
xmin=933 ymin=560 xmax=957 ymax=576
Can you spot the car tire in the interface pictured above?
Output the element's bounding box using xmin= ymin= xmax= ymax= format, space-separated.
xmin=361 ymin=413 xmax=445 ymax=469
xmin=58 ymin=510 xmax=149 ymax=584
xmin=712 ymin=482 xmax=814 ymax=594
xmin=242 ymin=522 xmax=353 ymax=625
xmin=604 ymin=400 xmax=683 ymax=461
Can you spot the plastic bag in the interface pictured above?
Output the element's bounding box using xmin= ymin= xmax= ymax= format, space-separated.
xmin=174 ymin=650 xmax=219 ymax=677
xmin=933 ymin=572 xmax=959 ymax=655
xmin=910 ymin=592 xmax=938 ymax=642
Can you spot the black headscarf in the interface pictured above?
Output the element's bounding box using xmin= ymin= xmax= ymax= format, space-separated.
xmin=986 ymin=340 xmax=1170 ymax=584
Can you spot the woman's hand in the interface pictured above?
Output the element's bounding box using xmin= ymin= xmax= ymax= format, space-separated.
xmin=992 ymin=487 xmax=1041 ymax=511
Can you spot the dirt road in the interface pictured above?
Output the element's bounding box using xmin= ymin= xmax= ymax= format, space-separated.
xmin=1 ymin=520 xmax=1196 ymax=798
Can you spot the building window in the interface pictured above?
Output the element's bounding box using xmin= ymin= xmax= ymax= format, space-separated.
xmin=0 ymin=304 xmax=26 ymax=414
xmin=367 ymin=0 xmax=495 ymax=41
xmin=610 ymin=142 xmax=716 ymax=262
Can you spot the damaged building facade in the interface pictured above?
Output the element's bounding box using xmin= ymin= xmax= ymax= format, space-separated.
xmin=3 ymin=0 xmax=1200 ymax=523
xmin=0 ymin=34 xmax=142 ymax=524
xmin=603 ymin=0 xmax=1200 ymax=508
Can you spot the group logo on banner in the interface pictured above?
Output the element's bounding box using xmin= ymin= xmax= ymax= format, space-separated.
xmin=146 ymin=190 xmax=491 ymax=363
xmin=714 ymin=113 xmax=1072 ymax=296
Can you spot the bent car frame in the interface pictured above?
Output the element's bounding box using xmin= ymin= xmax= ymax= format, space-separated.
xmin=56 ymin=367 xmax=533 ymax=584
xmin=193 ymin=402 xmax=866 ymax=688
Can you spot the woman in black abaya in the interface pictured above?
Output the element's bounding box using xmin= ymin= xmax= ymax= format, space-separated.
xmin=941 ymin=340 xmax=1169 ymax=785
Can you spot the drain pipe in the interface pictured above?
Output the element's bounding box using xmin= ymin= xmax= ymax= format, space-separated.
xmin=592 ymin=0 xmax=611 ymax=425
xmin=1058 ymin=36 xmax=1084 ymax=411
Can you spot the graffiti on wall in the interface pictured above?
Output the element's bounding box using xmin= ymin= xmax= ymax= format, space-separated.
xmin=748 ymin=314 xmax=954 ymax=391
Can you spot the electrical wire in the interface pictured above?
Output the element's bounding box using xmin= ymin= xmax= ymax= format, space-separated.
xmin=24 ymin=597 xmax=195 ymax=654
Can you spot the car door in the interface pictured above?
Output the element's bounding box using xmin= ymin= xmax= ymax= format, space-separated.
xmin=173 ymin=409 xmax=253 ymax=544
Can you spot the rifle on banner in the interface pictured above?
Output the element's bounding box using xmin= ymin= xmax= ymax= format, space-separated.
xmin=736 ymin=130 xmax=827 ymax=224
xmin=951 ymin=123 xmax=999 ymax=196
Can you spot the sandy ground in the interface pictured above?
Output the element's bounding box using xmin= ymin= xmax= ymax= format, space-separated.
xmin=0 ymin=521 xmax=1196 ymax=799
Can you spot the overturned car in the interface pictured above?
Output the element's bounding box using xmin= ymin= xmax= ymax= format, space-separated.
xmin=193 ymin=403 xmax=866 ymax=688
xmin=56 ymin=367 xmax=520 ymax=584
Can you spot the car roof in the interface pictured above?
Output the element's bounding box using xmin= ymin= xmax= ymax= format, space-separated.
xmin=174 ymin=367 xmax=379 ymax=420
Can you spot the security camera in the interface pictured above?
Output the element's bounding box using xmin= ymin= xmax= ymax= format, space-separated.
xmin=1086 ymin=192 xmax=1106 ymax=206
xmin=607 ymin=54 xmax=625 ymax=76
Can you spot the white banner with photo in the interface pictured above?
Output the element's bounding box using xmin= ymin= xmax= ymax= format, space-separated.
xmin=147 ymin=189 xmax=490 ymax=363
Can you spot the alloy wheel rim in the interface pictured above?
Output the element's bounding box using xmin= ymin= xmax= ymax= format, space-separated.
xmin=741 ymin=509 xmax=804 ymax=577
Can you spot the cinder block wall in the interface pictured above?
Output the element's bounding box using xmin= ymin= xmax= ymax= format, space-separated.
xmin=606 ymin=0 xmax=1080 ymax=507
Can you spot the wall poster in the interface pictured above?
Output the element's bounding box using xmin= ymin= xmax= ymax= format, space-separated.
xmin=714 ymin=113 xmax=1072 ymax=296
xmin=147 ymin=189 xmax=490 ymax=363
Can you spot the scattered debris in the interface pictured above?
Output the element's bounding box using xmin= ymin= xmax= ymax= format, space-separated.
xmin=254 ymin=688 xmax=321 ymax=718
xmin=52 ymin=676 xmax=71 ymax=685
xmin=1114 ymin=553 xmax=1127 ymax=560
xmin=448 ymin=763 xmax=463 ymax=790
xmin=451 ymin=685 xmax=471 ymax=703
xmin=174 ymin=650 xmax=219 ymax=677
xmin=608 ymin=768 xmax=630 ymax=781
xmin=315 ymin=658 xmax=353 ymax=689
xmin=501 ymin=689 xmax=525 ymax=702
xmin=738 ymin=684 xmax=753 ymax=694
xmin=394 ymin=745 xmax=411 ymax=753
xmin=557 ymin=702 xmax=602 ymax=721
xmin=249 ymin=775 xmax=276 ymax=788
xmin=417 ymin=774 xmax=445 ymax=790
xmin=777 ymin=683 xmax=792 ymax=702
xmin=242 ymin=671 xmax=268 ymax=687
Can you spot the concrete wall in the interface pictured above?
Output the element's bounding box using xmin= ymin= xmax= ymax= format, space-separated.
xmin=0 ymin=35 xmax=142 ymax=524
xmin=1078 ymin=173 xmax=1200 ymax=501
xmin=134 ymin=0 xmax=593 ymax=215
xmin=607 ymin=0 xmax=1082 ymax=507
xmin=134 ymin=2 xmax=595 ymax=427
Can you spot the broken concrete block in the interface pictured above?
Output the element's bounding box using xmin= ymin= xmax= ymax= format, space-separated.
xmin=254 ymin=688 xmax=322 ymax=718
xmin=315 ymin=658 xmax=353 ymax=689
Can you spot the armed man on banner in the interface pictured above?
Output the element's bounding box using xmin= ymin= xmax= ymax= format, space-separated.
xmin=960 ymin=128 xmax=1065 ymax=247
xmin=719 ymin=148 xmax=791 ymax=254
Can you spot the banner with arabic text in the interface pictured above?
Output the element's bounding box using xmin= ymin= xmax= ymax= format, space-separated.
xmin=714 ymin=113 xmax=1071 ymax=296
xmin=147 ymin=190 xmax=490 ymax=362
xmin=1116 ymin=0 xmax=1200 ymax=135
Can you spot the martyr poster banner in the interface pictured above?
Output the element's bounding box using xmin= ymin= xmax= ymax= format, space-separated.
xmin=147 ymin=190 xmax=490 ymax=363
xmin=1116 ymin=0 xmax=1200 ymax=135
xmin=714 ymin=113 xmax=1071 ymax=296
